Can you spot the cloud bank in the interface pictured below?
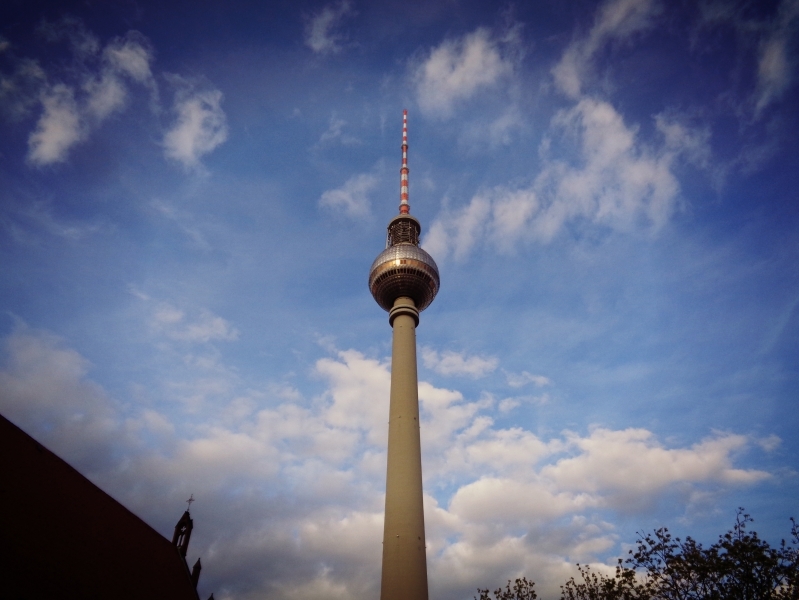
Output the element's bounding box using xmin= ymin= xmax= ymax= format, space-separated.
xmin=0 ymin=326 xmax=775 ymax=599
xmin=426 ymin=98 xmax=707 ymax=260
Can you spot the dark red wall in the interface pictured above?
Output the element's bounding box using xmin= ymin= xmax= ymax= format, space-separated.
xmin=0 ymin=414 xmax=200 ymax=600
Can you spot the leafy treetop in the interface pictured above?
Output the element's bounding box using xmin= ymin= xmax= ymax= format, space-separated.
xmin=477 ymin=510 xmax=799 ymax=600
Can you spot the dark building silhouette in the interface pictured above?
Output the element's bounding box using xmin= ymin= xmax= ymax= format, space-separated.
xmin=0 ymin=414 xmax=213 ymax=600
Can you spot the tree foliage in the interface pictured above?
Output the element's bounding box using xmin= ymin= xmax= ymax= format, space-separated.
xmin=476 ymin=577 xmax=537 ymax=600
xmin=479 ymin=510 xmax=799 ymax=600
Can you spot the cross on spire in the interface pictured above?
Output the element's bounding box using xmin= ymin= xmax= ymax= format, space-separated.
xmin=186 ymin=494 xmax=195 ymax=511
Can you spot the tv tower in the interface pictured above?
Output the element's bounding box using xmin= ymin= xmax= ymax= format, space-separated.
xmin=369 ymin=109 xmax=439 ymax=600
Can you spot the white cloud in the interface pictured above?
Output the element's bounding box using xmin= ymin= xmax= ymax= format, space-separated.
xmin=141 ymin=409 xmax=175 ymax=436
xmin=654 ymin=111 xmax=711 ymax=168
xmin=0 ymin=58 xmax=47 ymax=121
xmin=449 ymin=477 xmax=598 ymax=523
xmin=421 ymin=347 xmax=498 ymax=378
xmin=755 ymin=35 xmax=791 ymax=115
xmin=13 ymin=21 xmax=221 ymax=169
xmin=317 ymin=114 xmax=361 ymax=146
xmin=304 ymin=1 xmax=354 ymax=55
xmin=24 ymin=23 xmax=157 ymax=165
xmin=498 ymin=398 xmax=521 ymax=413
xmin=319 ymin=173 xmax=378 ymax=219
xmin=316 ymin=349 xmax=391 ymax=448
xmin=150 ymin=200 xmax=210 ymax=248
xmin=757 ymin=434 xmax=782 ymax=452
xmin=455 ymin=427 xmax=551 ymax=475
xmin=426 ymin=425 xmax=770 ymax=596
xmin=486 ymin=108 xmax=525 ymax=147
xmin=424 ymin=193 xmax=490 ymax=262
xmin=505 ymin=371 xmax=552 ymax=388
xmin=414 ymin=28 xmax=515 ymax=118
xmin=498 ymin=393 xmax=551 ymax=412
xmin=552 ymin=0 xmax=661 ymax=98
xmin=542 ymin=428 xmax=770 ymax=509
xmin=76 ymin=30 xmax=156 ymax=123
xmin=27 ymin=84 xmax=84 ymax=165
xmin=16 ymin=201 xmax=108 ymax=240
xmin=103 ymin=31 xmax=158 ymax=109
xmin=163 ymin=83 xmax=228 ymax=168
xmin=426 ymin=98 xmax=688 ymax=259
xmin=37 ymin=16 xmax=100 ymax=58
xmin=152 ymin=302 xmax=239 ymax=343
xmin=174 ymin=426 xmax=281 ymax=486
xmin=103 ymin=31 xmax=155 ymax=85
xmin=418 ymin=382 xmax=476 ymax=457
xmin=83 ymin=71 xmax=127 ymax=120
xmin=754 ymin=0 xmax=799 ymax=116
xmin=696 ymin=0 xmax=798 ymax=117
xmin=535 ymin=98 xmax=682 ymax=236
xmin=0 ymin=327 xmax=127 ymax=472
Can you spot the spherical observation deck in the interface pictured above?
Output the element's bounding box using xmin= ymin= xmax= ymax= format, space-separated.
xmin=369 ymin=215 xmax=439 ymax=313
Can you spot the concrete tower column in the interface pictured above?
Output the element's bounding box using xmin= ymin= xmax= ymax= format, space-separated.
xmin=380 ymin=296 xmax=428 ymax=600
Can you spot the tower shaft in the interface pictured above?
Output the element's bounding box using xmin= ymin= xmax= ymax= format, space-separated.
xmin=380 ymin=296 xmax=428 ymax=600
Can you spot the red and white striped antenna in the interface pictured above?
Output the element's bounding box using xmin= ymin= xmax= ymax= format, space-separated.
xmin=399 ymin=109 xmax=410 ymax=214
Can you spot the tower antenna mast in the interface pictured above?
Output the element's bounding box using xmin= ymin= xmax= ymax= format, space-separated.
xmin=400 ymin=109 xmax=409 ymax=214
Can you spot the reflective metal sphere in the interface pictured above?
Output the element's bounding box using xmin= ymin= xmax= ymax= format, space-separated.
xmin=369 ymin=243 xmax=440 ymax=312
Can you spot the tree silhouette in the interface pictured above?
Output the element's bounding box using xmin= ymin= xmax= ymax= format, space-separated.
xmin=476 ymin=577 xmax=537 ymax=600
xmin=480 ymin=510 xmax=799 ymax=600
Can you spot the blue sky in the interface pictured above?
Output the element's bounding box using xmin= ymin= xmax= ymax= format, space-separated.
xmin=1 ymin=0 xmax=798 ymax=598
